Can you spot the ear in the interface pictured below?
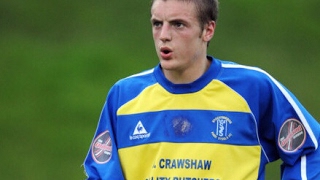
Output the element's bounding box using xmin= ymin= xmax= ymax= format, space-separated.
xmin=202 ymin=21 xmax=216 ymax=42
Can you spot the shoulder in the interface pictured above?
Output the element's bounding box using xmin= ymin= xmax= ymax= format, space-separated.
xmin=107 ymin=68 xmax=157 ymax=99
xmin=114 ymin=68 xmax=154 ymax=87
xmin=216 ymin=59 xmax=285 ymax=99
xmin=217 ymin=60 xmax=277 ymax=86
xmin=220 ymin=60 xmax=270 ymax=78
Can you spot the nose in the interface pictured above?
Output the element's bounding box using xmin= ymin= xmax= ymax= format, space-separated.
xmin=159 ymin=24 xmax=172 ymax=42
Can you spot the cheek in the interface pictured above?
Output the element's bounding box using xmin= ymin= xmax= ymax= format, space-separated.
xmin=152 ymin=29 xmax=160 ymax=39
xmin=179 ymin=35 xmax=198 ymax=49
xmin=152 ymin=34 xmax=159 ymax=46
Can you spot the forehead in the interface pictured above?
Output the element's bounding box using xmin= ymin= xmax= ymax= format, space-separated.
xmin=151 ymin=0 xmax=198 ymax=21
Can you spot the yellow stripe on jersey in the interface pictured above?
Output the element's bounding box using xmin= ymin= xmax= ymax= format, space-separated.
xmin=117 ymin=80 xmax=251 ymax=115
xmin=118 ymin=142 xmax=261 ymax=179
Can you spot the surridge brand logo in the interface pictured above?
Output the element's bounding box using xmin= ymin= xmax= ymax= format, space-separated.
xmin=211 ymin=116 xmax=233 ymax=141
xmin=278 ymin=118 xmax=306 ymax=152
xmin=91 ymin=130 xmax=112 ymax=164
xmin=130 ymin=121 xmax=151 ymax=140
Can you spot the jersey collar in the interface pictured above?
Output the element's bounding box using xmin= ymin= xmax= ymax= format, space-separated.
xmin=154 ymin=56 xmax=222 ymax=94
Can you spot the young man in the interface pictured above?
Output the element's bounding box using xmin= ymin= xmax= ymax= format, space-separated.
xmin=83 ymin=0 xmax=320 ymax=179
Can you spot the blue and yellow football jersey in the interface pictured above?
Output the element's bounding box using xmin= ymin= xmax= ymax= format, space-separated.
xmin=84 ymin=57 xmax=320 ymax=180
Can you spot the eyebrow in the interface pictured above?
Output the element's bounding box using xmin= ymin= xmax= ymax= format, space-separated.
xmin=150 ymin=17 xmax=159 ymax=22
xmin=150 ymin=16 xmax=189 ymax=25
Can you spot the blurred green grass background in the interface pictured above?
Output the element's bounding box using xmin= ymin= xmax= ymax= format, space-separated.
xmin=0 ymin=0 xmax=319 ymax=179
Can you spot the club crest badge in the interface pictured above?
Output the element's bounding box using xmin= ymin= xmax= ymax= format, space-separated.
xmin=211 ymin=116 xmax=233 ymax=141
xmin=92 ymin=130 xmax=112 ymax=164
xmin=278 ymin=118 xmax=306 ymax=152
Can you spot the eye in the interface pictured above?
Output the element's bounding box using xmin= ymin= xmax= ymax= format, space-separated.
xmin=174 ymin=22 xmax=184 ymax=28
xmin=172 ymin=21 xmax=186 ymax=29
xmin=152 ymin=20 xmax=162 ymax=28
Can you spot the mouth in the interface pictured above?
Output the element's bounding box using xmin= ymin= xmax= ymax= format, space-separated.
xmin=160 ymin=47 xmax=173 ymax=59
xmin=161 ymin=47 xmax=172 ymax=54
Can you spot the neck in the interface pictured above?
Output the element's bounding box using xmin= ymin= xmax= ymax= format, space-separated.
xmin=163 ymin=57 xmax=211 ymax=84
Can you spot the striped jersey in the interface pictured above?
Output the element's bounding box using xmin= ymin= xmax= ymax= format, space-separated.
xmin=83 ymin=57 xmax=320 ymax=180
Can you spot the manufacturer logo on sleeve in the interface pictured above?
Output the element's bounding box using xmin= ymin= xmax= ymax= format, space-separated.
xmin=278 ymin=118 xmax=306 ymax=152
xmin=91 ymin=130 xmax=112 ymax=164
xmin=130 ymin=121 xmax=151 ymax=140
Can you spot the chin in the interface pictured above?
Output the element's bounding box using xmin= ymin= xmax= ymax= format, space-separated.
xmin=159 ymin=60 xmax=178 ymax=71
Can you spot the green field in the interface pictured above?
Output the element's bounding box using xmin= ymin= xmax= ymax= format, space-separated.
xmin=1 ymin=0 xmax=319 ymax=179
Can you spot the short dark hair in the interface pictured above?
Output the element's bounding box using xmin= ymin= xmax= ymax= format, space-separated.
xmin=151 ymin=0 xmax=219 ymax=29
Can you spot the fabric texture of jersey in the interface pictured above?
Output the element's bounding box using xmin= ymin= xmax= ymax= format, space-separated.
xmin=83 ymin=57 xmax=320 ymax=180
